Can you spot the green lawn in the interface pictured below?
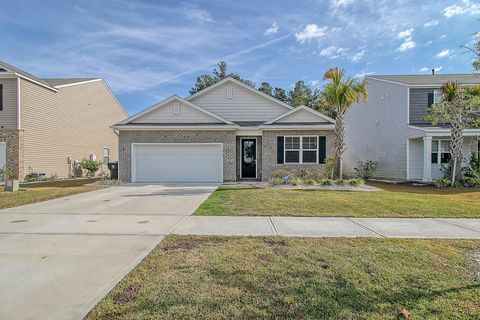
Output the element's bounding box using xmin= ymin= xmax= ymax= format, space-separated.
xmin=86 ymin=236 xmax=480 ymax=319
xmin=0 ymin=178 xmax=104 ymax=210
xmin=194 ymin=182 xmax=480 ymax=217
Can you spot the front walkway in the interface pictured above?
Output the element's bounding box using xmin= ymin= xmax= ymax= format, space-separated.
xmin=172 ymin=216 xmax=480 ymax=238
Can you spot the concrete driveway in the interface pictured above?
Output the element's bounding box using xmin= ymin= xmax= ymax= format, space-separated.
xmin=0 ymin=184 xmax=217 ymax=320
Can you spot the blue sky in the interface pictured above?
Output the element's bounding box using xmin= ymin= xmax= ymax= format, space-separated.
xmin=1 ymin=0 xmax=479 ymax=114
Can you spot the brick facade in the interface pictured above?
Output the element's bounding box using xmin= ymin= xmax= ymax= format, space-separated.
xmin=261 ymin=130 xmax=334 ymax=180
xmin=118 ymin=130 xmax=237 ymax=182
xmin=0 ymin=130 xmax=24 ymax=179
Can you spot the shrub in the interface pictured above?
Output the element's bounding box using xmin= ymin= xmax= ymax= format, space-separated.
xmin=464 ymin=151 xmax=480 ymax=180
xmin=268 ymin=177 xmax=284 ymax=186
xmin=354 ymin=160 xmax=379 ymax=179
xmin=305 ymin=179 xmax=316 ymax=186
xmin=80 ymin=159 xmax=101 ymax=177
xmin=324 ymin=158 xmax=334 ymax=180
xmin=336 ymin=179 xmax=345 ymax=186
xmin=0 ymin=165 xmax=14 ymax=181
xmin=464 ymin=177 xmax=480 ymax=187
xmin=433 ymin=178 xmax=451 ymax=188
xmin=347 ymin=178 xmax=365 ymax=186
xmin=290 ymin=176 xmax=303 ymax=186
xmin=321 ymin=179 xmax=332 ymax=186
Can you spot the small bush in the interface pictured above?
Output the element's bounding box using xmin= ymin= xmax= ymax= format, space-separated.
xmin=464 ymin=177 xmax=480 ymax=187
xmin=80 ymin=159 xmax=101 ymax=177
xmin=321 ymin=179 xmax=332 ymax=186
xmin=0 ymin=165 xmax=15 ymax=181
xmin=354 ymin=160 xmax=379 ymax=179
xmin=324 ymin=158 xmax=334 ymax=180
xmin=336 ymin=179 xmax=345 ymax=186
xmin=305 ymin=179 xmax=316 ymax=186
xmin=433 ymin=178 xmax=451 ymax=188
xmin=269 ymin=177 xmax=284 ymax=186
xmin=347 ymin=178 xmax=365 ymax=186
xmin=290 ymin=176 xmax=303 ymax=186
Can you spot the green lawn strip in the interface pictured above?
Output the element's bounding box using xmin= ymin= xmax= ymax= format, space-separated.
xmin=194 ymin=182 xmax=480 ymax=217
xmin=86 ymin=236 xmax=480 ymax=320
xmin=0 ymin=182 xmax=105 ymax=210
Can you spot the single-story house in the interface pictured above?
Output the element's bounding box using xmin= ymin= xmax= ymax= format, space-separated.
xmin=113 ymin=77 xmax=335 ymax=183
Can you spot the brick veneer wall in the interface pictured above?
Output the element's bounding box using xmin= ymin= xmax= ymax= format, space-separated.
xmin=236 ymin=136 xmax=262 ymax=180
xmin=0 ymin=130 xmax=24 ymax=179
xmin=261 ymin=130 xmax=334 ymax=180
xmin=118 ymin=130 xmax=237 ymax=182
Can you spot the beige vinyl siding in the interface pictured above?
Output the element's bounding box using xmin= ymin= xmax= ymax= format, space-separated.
xmin=344 ymin=79 xmax=409 ymax=180
xmin=20 ymin=79 xmax=126 ymax=178
xmin=131 ymin=101 xmax=222 ymax=124
xmin=276 ymin=109 xmax=328 ymax=123
xmin=0 ymin=78 xmax=18 ymax=129
xmin=189 ymin=82 xmax=288 ymax=122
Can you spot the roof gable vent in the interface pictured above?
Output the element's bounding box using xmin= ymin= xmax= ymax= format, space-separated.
xmin=226 ymin=86 xmax=233 ymax=99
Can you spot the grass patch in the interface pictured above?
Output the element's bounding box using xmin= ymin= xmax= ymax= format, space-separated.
xmin=195 ymin=182 xmax=480 ymax=217
xmin=0 ymin=178 xmax=104 ymax=210
xmin=86 ymin=236 xmax=480 ymax=319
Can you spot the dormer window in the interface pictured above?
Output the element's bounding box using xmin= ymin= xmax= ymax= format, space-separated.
xmin=173 ymin=103 xmax=180 ymax=115
xmin=226 ymin=87 xmax=233 ymax=99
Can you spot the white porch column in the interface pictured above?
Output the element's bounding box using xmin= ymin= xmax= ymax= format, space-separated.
xmin=422 ymin=136 xmax=432 ymax=182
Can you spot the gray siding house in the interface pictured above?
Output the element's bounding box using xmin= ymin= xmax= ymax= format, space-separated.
xmin=344 ymin=74 xmax=480 ymax=182
xmin=114 ymin=77 xmax=335 ymax=183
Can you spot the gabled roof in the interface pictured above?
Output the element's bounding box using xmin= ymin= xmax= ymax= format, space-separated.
xmin=264 ymin=105 xmax=335 ymax=125
xmin=0 ymin=60 xmax=57 ymax=91
xmin=117 ymin=95 xmax=235 ymax=125
xmin=368 ymin=74 xmax=480 ymax=86
xmin=42 ymin=78 xmax=101 ymax=87
xmin=186 ymin=76 xmax=294 ymax=110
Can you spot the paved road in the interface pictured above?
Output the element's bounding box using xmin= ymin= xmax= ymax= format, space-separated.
xmin=172 ymin=216 xmax=480 ymax=238
xmin=0 ymin=184 xmax=217 ymax=320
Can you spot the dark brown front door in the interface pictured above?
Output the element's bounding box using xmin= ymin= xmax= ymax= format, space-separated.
xmin=241 ymin=139 xmax=256 ymax=178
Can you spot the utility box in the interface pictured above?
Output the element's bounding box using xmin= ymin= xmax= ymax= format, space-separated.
xmin=5 ymin=179 xmax=19 ymax=192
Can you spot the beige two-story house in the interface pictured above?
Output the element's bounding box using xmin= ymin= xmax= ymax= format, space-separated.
xmin=0 ymin=60 xmax=128 ymax=180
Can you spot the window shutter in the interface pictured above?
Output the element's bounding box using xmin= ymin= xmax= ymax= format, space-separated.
xmin=277 ymin=136 xmax=284 ymax=164
xmin=0 ymin=84 xmax=3 ymax=111
xmin=427 ymin=92 xmax=434 ymax=107
xmin=318 ymin=136 xmax=326 ymax=163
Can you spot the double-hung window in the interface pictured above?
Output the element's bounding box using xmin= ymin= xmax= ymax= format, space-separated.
xmin=285 ymin=136 xmax=318 ymax=164
xmin=103 ymin=147 xmax=110 ymax=164
xmin=431 ymin=140 xmax=451 ymax=164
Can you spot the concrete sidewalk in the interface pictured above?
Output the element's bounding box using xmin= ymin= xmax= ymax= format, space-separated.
xmin=172 ymin=216 xmax=480 ymax=239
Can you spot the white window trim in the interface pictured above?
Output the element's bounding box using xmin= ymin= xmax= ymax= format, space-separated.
xmin=284 ymin=136 xmax=318 ymax=164
xmin=173 ymin=103 xmax=181 ymax=115
xmin=103 ymin=147 xmax=110 ymax=164
xmin=431 ymin=139 xmax=451 ymax=165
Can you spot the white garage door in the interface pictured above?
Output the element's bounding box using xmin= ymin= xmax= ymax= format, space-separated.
xmin=132 ymin=143 xmax=223 ymax=183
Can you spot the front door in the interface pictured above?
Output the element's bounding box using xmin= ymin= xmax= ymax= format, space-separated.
xmin=241 ymin=139 xmax=256 ymax=178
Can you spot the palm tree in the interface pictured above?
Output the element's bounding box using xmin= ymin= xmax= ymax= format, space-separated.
xmin=323 ymin=68 xmax=368 ymax=179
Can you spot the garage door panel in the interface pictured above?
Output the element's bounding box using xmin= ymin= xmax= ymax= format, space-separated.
xmin=133 ymin=144 xmax=223 ymax=183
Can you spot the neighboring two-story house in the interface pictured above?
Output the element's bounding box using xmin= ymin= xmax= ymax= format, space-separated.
xmin=0 ymin=60 xmax=128 ymax=180
xmin=344 ymin=74 xmax=480 ymax=182
xmin=114 ymin=76 xmax=335 ymax=183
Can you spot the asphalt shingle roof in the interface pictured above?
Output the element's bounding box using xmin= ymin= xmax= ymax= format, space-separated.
xmin=368 ymin=74 xmax=480 ymax=85
xmin=42 ymin=78 xmax=100 ymax=86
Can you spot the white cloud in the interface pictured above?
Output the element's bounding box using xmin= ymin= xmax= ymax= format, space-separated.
xmin=295 ymin=24 xmax=328 ymax=43
xmin=398 ymin=28 xmax=414 ymax=38
xmin=184 ymin=6 xmax=213 ymax=22
xmin=444 ymin=0 xmax=480 ymax=17
xmin=436 ymin=49 xmax=450 ymax=58
xmin=424 ymin=19 xmax=439 ymax=27
xmin=419 ymin=67 xmax=430 ymax=72
xmin=265 ymin=22 xmax=279 ymax=35
xmin=309 ymin=80 xmax=321 ymax=87
xmin=330 ymin=27 xmax=342 ymax=33
xmin=351 ymin=49 xmax=365 ymax=62
xmin=397 ymin=38 xmax=416 ymax=52
xmin=425 ymin=40 xmax=433 ymax=46
xmin=439 ymin=34 xmax=447 ymax=39
xmin=319 ymin=46 xmax=348 ymax=59
xmin=330 ymin=0 xmax=355 ymax=8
